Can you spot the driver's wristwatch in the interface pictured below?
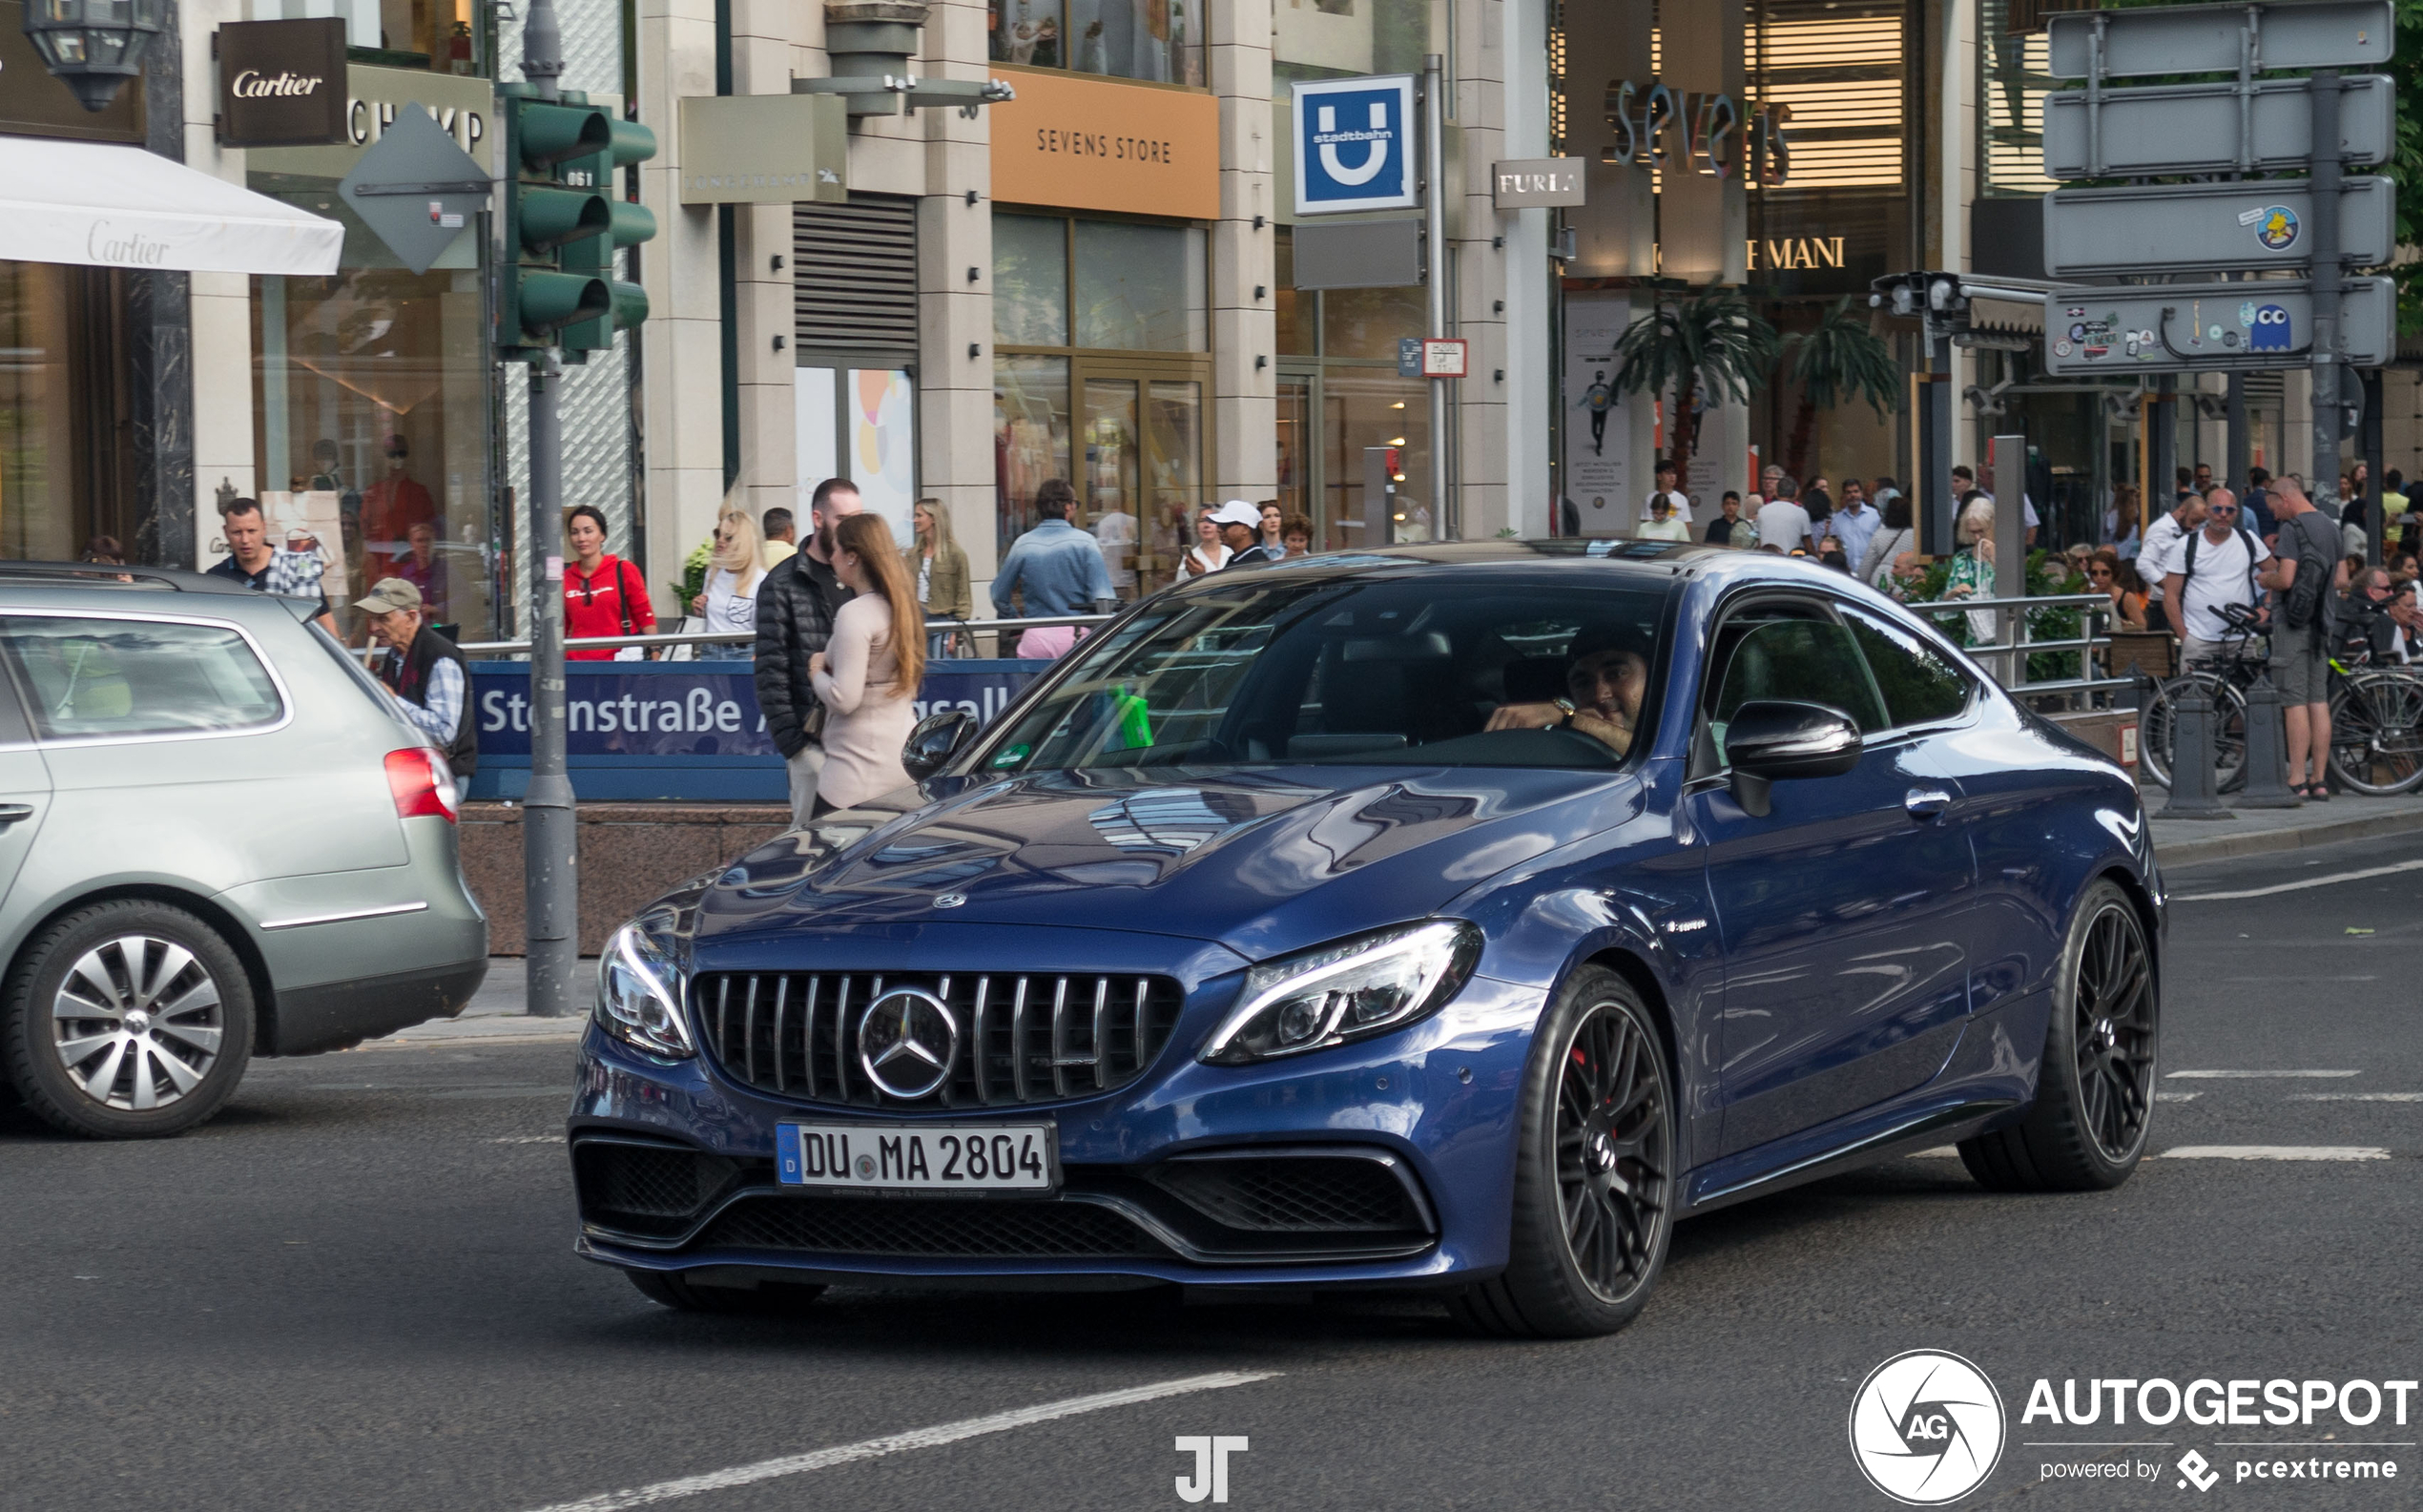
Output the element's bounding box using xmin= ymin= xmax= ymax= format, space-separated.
xmin=1553 ymin=697 xmax=1577 ymax=729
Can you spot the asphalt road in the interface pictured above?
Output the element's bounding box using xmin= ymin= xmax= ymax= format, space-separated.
xmin=5 ymin=833 xmax=2421 ymax=1512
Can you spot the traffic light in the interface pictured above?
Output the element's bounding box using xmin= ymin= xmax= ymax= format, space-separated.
xmin=560 ymin=115 xmax=657 ymax=362
xmin=498 ymin=86 xmax=655 ymax=359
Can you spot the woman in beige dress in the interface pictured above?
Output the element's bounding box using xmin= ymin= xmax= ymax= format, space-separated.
xmin=807 ymin=513 xmax=926 ymax=814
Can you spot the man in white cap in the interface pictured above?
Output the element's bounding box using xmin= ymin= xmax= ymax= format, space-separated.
xmin=359 ymin=576 xmax=478 ymax=777
xmin=1212 ymin=501 xmax=1283 ymax=569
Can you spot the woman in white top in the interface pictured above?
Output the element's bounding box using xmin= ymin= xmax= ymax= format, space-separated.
xmin=689 ymin=506 xmax=763 ymax=660
xmin=808 ymin=513 xmax=924 ymax=815
xmin=1180 ymin=507 xmax=1230 ymax=578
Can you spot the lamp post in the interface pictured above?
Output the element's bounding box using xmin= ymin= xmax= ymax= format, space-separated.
xmin=20 ymin=0 xmax=170 ymax=112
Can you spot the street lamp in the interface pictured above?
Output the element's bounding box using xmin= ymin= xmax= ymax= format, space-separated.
xmin=20 ymin=0 xmax=169 ymax=112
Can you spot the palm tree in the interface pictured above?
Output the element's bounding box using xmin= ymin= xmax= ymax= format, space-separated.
xmin=1781 ymin=296 xmax=1902 ymax=481
xmin=1611 ymin=289 xmax=1780 ymax=480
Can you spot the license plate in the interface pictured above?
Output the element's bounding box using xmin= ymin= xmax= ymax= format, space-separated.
xmin=776 ymin=1122 xmax=1058 ymax=1192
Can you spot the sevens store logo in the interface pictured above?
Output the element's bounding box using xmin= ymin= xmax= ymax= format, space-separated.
xmin=1849 ymin=1351 xmax=2007 ymax=1504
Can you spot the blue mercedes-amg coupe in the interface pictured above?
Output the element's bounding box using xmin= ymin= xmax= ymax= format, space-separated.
xmin=568 ymin=543 xmax=2163 ymax=1336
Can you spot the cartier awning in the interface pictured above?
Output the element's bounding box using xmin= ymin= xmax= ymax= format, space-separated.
xmin=0 ymin=135 xmax=342 ymax=276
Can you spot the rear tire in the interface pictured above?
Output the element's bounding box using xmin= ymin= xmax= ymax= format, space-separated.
xmin=1 ymin=901 xmax=255 ymax=1139
xmin=625 ymin=1268 xmax=828 ymax=1315
xmin=1959 ymin=880 xmax=2157 ymax=1192
xmin=1452 ymin=966 xmax=1675 ymax=1339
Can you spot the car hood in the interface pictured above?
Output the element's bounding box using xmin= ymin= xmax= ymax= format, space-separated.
xmin=692 ymin=765 xmax=1640 ymax=963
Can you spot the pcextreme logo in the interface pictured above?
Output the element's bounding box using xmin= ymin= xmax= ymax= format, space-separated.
xmin=1849 ymin=1351 xmax=2008 ymax=1505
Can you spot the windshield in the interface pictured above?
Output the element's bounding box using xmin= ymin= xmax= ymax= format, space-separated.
xmin=976 ymin=570 xmax=1672 ymax=774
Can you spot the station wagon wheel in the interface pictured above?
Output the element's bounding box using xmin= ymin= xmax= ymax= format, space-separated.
xmin=2 ymin=901 xmax=255 ymax=1140
xmin=1453 ymin=966 xmax=1674 ymax=1338
xmin=1958 ymin=880 xmax=2156 ymax=1192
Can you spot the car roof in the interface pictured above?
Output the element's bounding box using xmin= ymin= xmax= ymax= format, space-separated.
xmin=1170 ymin=539 xmax=1853 ymax=593
xmin=0 ymin=561 xmax=314 ymax=625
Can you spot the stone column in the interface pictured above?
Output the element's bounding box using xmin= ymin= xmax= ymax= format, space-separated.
xmin=131 ymin=0 xmax=194 ymax=567
xmin=636 ymin=0 xmax=727 ymax=584
xmin=184 ymin=0 xmax=258 ymax=565
xmin=913 ymin=0 xmax=1001 ymax=595
xmin=1210 ymin=0 xmax=1275 ymax=506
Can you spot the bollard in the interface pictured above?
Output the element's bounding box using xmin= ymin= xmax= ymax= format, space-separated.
xmin=2235 ymin=678 xmax=2303 ymax=808
xmin=2162 ymin=684 xmax=2235 ymax=818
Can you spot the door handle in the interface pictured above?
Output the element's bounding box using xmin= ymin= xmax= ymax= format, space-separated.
xmin=1903 ymin=788 xmax=1953 ymax=820
xmin=0 ymin=803 xmax=31 ymax=827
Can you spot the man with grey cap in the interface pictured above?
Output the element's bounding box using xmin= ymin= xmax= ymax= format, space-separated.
xmin=360 ymin=576 xmax=478 ymax=777
xmin=1212 ymin=501 xmax=1284 ymax=568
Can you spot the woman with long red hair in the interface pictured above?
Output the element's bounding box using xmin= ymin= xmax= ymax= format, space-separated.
xmin=806 ymin=513 xmax=926 ymax=815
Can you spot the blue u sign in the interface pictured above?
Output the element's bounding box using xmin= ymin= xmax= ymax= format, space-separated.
xmin=1294 ymin=74 xmax=1419 ymax=215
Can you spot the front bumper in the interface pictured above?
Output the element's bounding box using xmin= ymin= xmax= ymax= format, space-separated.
xmin=568 ymin=970 xmax=1546 ymax=1289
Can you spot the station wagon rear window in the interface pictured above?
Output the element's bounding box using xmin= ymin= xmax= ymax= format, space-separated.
xmin=0 ymin=615 xmax=283 ymax=741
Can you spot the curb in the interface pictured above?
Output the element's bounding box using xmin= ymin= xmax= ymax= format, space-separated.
xmin=2155 ymin=803 xmax=2423 ymax=869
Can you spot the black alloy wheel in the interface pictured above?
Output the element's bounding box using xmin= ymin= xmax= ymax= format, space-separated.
xmin=1455 ymin=966 xmax=1675 ymax=1338
xmin=1960 ymin=880 xmax=2157 ymax=1191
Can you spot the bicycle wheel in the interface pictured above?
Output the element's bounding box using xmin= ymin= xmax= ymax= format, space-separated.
xmin=2141 ymin=673 xmax=2238 ymax=793
xmin=2329 ymin=673 xmax=2423 ymax=796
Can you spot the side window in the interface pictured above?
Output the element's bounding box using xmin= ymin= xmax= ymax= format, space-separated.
xmin=1840 ymin=605 xmax=1975 ymax=730
xmin=1704 ymin=614 xmax=1889 ymax=761
xmin=0 ymin=616 xmax=282 ymax=741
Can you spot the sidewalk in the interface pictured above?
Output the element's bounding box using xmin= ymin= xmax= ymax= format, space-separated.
xmin=2146 ymin=784 xmax=2423 ymax=868
xmin=350 ymin=962 xmax=588 ymax=1048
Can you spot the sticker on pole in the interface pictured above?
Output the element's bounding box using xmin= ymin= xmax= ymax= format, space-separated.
xmin=2251 ymin=205 xmax=2299 ymax=251
xmin=2249 ymin=303 xmax=2293 ymax=351
xmin=1294 ymin=74 xmax=1419 ymax=216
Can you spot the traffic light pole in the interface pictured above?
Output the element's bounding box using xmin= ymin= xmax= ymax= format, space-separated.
xmin=521 ymin=0 xmax=577 ymax=1018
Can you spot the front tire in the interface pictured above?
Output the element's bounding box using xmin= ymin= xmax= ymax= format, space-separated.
xmin=1453 ymin=967 xmax=1675 ymax=1338
xmin=2 ymin=901 xmax=255 ymax=1139
xmin=1959 ymin=880 xmax=2157 ymax=1191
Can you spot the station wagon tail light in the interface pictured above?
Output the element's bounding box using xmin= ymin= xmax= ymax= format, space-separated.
xmin=385 ymin=747 xmax=460 ymax=824
xmin=1201 ymin=920 xmax=1482 ymax=1066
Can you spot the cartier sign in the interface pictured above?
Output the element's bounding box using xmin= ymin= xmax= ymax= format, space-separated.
xmin=217 ymin=18 xmax=347 ymax=147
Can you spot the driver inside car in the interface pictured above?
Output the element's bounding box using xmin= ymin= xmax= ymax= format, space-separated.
xmin=1483 ymin=626 xmax=1650 ymax=755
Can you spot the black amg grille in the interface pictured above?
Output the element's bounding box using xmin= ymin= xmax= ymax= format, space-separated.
xmin=698 ymin=1194 xmax=1165 ymax=1258
xmin=1149 ymin=1155 xmax=1428 ymax=1233
xmin=693 ymin=971 xmax=1185 ymax=1110
xmin=574 ymin=1140 xmax=742 ymax=1238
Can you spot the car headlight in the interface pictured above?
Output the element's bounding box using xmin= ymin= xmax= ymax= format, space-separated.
xmin=1200 ymin=920 xmax=1482 ymax=1066
xmin=595 ymin=919 xmax=694 ymax=1059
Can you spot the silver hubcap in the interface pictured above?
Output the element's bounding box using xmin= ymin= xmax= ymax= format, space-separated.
xmin=52 ymin=935 xmax=223 ymax=1112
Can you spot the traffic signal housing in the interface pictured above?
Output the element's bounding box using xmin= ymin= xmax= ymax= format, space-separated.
xmin=498 ymin=86 xmax=656 ymax=359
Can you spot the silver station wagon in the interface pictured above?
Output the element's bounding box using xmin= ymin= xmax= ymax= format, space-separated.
xmin=0 ymin=564 xmax=487 ymax=1138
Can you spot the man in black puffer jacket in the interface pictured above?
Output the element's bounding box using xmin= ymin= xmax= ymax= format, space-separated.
xmin=756 ymin=478 xmax=859 ymax=822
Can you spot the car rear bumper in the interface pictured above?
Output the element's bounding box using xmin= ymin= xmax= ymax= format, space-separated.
xmin=270 ymin=956 xmax=489 ymax=1055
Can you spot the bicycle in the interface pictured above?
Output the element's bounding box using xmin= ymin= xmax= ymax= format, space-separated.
xmin=2138 ymin=603 xmax=2266 ymax=793
xmin=2324 ymin=617 xmax=2423 ymax=796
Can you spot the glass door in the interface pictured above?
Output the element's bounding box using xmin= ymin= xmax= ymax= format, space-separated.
xmin=1081 ymin=376 xmax=1139 ymax=596
xmin=1142 ymin=379 xmax=1202 ymax=596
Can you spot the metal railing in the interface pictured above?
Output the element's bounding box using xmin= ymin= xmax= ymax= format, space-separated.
xmin=435 ymin=611 xmax=1115 ymax=659
xmin=1902 ymin=590 xmax=2131 ymax=702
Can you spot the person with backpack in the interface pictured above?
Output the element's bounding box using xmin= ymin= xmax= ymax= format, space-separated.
xmin=562 ymin=505 xmax=657 ymax=660
xmin=2159 ymin=487 xmax=2269 ymax=669
xmin=2260 ymin=476 xmax=2344 ymax=799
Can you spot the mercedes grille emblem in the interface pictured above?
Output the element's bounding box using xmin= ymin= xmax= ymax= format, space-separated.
xmin=856 ymin=987 xmax=960 ymax=1099
xmin=933 ymin=893 xmax=967 ymax=909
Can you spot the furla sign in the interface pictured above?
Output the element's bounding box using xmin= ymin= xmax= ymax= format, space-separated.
xmin=217 ymin=18 xmax=347 ymax=147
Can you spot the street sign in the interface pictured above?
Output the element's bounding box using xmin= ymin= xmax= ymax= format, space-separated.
xmin=2042 ymin=74 xmax=2392 ymax=177
xmin=1292 ymin=74 xmax=1418 ymax=216
xmin=1397 ymin=338 xmax=1422 ymax=378
xmin=336 ymin=104 xmax=491 ymax=275
xmin=2046 ymin=0 xmax=2392 ymax=78
xmin=2042 ymin=277 xmax=2396 ymax=377
xmin=2042 ymin=177 xmax=2392 ymax=278
xmin=1420 ymin=338 xmax=1468 ymax=378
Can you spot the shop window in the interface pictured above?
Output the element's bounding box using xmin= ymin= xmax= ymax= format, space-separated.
xmin=796 ymin=366 xmax=920 ymax=548
xmin=247 ymin=170 xmax=494 ymax=639
xmin=996 ymin=355 xmax=1072 ymax=548
xmin=989 ymin=0 xmax=1204 ymax=86
xmin=261 ymin=0 xmax=486 ymax=72
xmin=1269 ymin=230 xmax=1432 ymax=554
xmin=1073 ymin=221 xmax=1205 ymax=352
xmin=1273 ymin=0 xmax=1439 ymax=80
xmin=993 ymin=214 xmax=1070 ymax=347
xmin=0 ymin=260 xmax=134 ymax=563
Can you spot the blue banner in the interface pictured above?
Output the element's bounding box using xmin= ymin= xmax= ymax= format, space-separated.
xmin=465 ymin=659 xmax=1050 ymax=802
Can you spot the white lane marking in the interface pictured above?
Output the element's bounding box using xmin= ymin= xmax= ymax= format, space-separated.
xmin=2158 ymin=1090 xmax=2203 ymax=1102
xmin=491 ymin=1135 xmax=562 ymax=1144
xmin=2154 ymin=1146 xmax=2390 ymax=1161
xmin=2290 ymin=1092 xmax=2423 ymax=1102
xmin=1911 ymin=1147 xmax=1962 ymax=1159
xmin=2173 ymin=857 xmax=2423 ymax=901
xmin=2165 ymin=1069 xmax=2360 ymax=1079
xmin=518 ymin=1370 xmax=1280 ymax=1512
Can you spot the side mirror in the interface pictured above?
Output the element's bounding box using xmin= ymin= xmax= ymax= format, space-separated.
xmin=901 ymin=707 xmax=980 ymax=781
xmin=1724 ymin=699 xmax=1861 ymax=817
